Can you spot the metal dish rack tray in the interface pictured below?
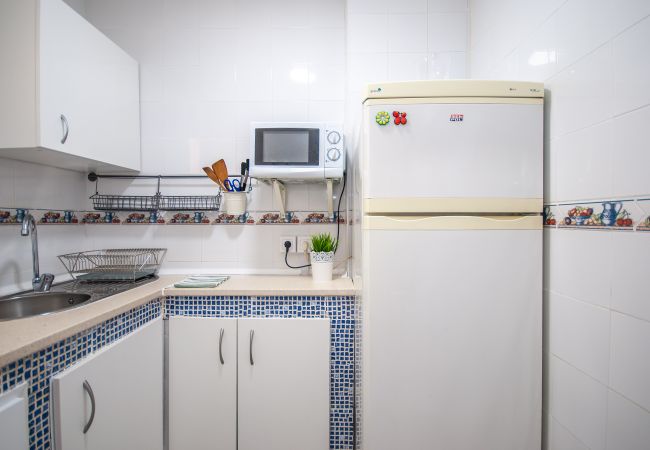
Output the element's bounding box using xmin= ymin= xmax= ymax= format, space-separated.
xmin=88 ymin=173 xmax=222 ymax=212
xmin=58 ymin=248 xmax=167 ymax=282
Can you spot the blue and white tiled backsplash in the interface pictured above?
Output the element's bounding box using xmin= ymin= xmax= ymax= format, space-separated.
xmin=0 ymin=295 xmax=360 ymax=450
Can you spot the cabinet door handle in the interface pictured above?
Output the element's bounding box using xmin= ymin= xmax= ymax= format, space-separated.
xmin=82 ymin=380 xmax=96 ymax=434
xmin=218 ymin=328 xmax=225 ymax=365
xmin=60 ymin=114 xmax=69 ymax=144
xmin=249 ymin=329 xmax=255 ymax=366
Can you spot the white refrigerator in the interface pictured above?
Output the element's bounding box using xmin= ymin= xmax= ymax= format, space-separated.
xmin=358 ymin=80 xmax=544 ymax=450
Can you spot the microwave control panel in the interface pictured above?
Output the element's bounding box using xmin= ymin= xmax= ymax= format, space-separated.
xmin=324 ymin=127 xmax=345 ymax=177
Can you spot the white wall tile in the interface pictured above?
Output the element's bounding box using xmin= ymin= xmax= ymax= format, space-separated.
xmin=547 ymin=415 xmax=590 ymax=450
xmin=516 ymin=12 xmax=559 ymax=82
xmin=548 ymin=355 xmax=608 ymax=450
xmin=609 ymin=0 xmax=650 ymax=38
xmin=610 ymin=232 xmax=650 ymax=322
xmin=162 ymin=28 xmax=200 ymax=66
xmin=548 ymin=229 xmax=612 ymax=308
xmin=613 ymin=16 xmax=650 ymax=115
xmin=388 ymin=14 xmax=428 ymax=53
xmin=308 ymin=64 xmax=345 ymax=101
xmin=611 ymin=106 xmax=650 ymax=197
xmin=272 ymin=101 xmax=310 ymax=122
xmin=428 ymin=12 xmax=468 ymax=52
xmin=548 ymin=43 xmax=613 ymax=139
xmin=347 ymin=0 xmax=390 ymax=15
xmin=389 ymin=0 xmax=427 ymax=14
xmin=347 ymin=14 xmax=389 ymax=53
xmin=554 ymin=0 xmax=614 ymax=71
xmin=548 ymin=291 xmax=611 ymax=384
xmin=606 ymin=390 xmax=650 ymax=450
xmin=347 ymin=52 xmax=389 ymax=93
xmin=0 ymin=159 xmax=14 ymax=207
xmin=428 ymin=0 xmax=467 ymax=13
xmin=553 ymin=120 xmax=612 ymax=201
xmin=388 ymin=53 xmax=428 ymax=81
xmin=610 ymin=312 xmax=650 ymax=411
xmin=427 ymin=51 xmax=466 ymax=78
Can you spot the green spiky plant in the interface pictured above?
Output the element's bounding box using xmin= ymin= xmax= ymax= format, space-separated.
xmin=310 ymin=232 xmax=337 ymax=253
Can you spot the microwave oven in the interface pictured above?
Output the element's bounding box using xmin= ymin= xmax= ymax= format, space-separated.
xmin=249 ymin=122 xmax=345 ymax=180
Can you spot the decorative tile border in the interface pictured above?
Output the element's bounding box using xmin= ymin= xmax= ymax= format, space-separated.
xmin=544 ymin=197 xmax=650 ymax=232
xmin=165 ymin=295 xmax=358 ymax=450
xmin=0 ymin=207 xmax=346 ymax=227
xmin=0 ymin=299 xmax=162 ymax=450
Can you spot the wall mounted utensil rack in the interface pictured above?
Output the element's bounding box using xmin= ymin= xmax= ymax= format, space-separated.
xmin=88 ymin=172 xmax=225 ymax=212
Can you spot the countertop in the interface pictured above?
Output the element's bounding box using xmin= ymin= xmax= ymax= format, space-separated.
xmin=0 ymin=275 xmax=356 ymax=368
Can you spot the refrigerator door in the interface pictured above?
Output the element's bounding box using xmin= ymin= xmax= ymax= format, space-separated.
xmin=361 ymin=216 xmax=542 ymax=450
xmin=363 ymin=100 xmax=543 ymax=214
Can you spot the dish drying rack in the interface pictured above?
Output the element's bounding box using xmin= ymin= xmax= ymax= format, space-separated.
xmin=88 ymin=173 xmax=223 ymax=212
xmin=58 ymin=248 xmax=167 ymax=282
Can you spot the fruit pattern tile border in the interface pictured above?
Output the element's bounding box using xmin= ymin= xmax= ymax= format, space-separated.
xmin=0 ymin=299 xmax=162 ymax=450
xmin=0 ymin=208 xmax=345 ymax=226
xmin=165 ymin=295 xmax=359 ymax=450
xmin=544 ymin=197 xmax=650 ymax=232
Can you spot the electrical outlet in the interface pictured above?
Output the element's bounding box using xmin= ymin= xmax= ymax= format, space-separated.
xmin=280 ymin=236 xmax=296 ymax=253
xmin=297 ymin=236 xmax=311 ymax=253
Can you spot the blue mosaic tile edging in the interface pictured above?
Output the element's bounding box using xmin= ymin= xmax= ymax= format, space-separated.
xmin=165 ymin=295 xmax=358 ymax=450
xmin=0 ymin=299 xmax=162 ymax=450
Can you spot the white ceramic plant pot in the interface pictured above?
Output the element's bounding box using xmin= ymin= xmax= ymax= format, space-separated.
xmin=223 ymin=192 xmax=247 ymax=216
xmin=310 ymin=251 xmax=334 ymax=283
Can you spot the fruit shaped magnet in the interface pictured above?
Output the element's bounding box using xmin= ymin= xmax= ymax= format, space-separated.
xmin=376 ymin=111 xmax=390 ymax=125
xmin=392 ymin=111 xmax=408 ymax=125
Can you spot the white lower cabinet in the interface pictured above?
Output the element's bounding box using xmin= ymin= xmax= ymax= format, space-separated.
xmin=168 ymin=317 xmax=330 ymax=450
xmin=50 ymin=318 xmax=163 ymax=450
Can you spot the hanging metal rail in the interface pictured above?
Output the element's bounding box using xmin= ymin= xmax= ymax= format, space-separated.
xmin=87 ymin=172 xmax=223 ymax=212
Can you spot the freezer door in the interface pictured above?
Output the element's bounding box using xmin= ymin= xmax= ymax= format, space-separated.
xmin=363 ymin=101 xmax=543 ymax=213
xmin=361 ymin=224 xmax=542 ymax=450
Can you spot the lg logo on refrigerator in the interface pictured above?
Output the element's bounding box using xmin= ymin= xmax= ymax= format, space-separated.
xmin=449 ymin=114 xmax=464 ymax=122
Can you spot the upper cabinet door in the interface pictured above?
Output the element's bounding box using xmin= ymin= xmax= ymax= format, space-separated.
xmin=38 ymin=0 xmax=140 ymax=171
xmin=168 ymin=317 xmax=238 ymax=450
xmin=51 ymin=318 xmax=163 ymax=450
xmin=238 ymin=318 xmax=330 ymax=450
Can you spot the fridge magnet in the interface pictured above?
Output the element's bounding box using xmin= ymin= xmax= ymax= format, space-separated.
xmin=375 ymin=111 xmax=390 ymax=125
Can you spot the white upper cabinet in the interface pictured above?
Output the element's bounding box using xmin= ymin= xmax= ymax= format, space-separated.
xmin=0 ymin=0 xmax=140 ymax=172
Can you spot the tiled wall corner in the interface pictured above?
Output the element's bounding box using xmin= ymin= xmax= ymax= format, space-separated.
xmin=471 ymin=1 xmax=650 ymax=448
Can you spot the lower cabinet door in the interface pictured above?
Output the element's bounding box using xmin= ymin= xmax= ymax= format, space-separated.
xmin=168 ymin=317 xmax=237 ymax=450
xmin=238 ymin=318 xmax=330 ymax=450
xmin=51 ymin=318 xmax=163 ymax=450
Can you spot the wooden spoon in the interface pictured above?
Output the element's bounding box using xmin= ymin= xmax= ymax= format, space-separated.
xmin=212 ymin=159 xmax=229 ymax=191
xmin=202 ymin=166 xmax=226 ymax=190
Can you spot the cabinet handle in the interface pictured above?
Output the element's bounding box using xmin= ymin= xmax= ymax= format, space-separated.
xmin=60 ymin=114 xmax=69 ymax=144
xmin=249 ymin=329 xmax=255 ymax=366
xmin=218 ymin=328 xmax=225 ymax=365
xmin=82 ymin=380 xmax=96 ymax=434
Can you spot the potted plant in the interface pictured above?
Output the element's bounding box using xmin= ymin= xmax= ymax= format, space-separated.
xmin=309 ymin=232 xmax=337 ymax=283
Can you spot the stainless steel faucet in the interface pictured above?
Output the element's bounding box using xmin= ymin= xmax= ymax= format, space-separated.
xmin=20 ymin=214 xmax=54 ymax=292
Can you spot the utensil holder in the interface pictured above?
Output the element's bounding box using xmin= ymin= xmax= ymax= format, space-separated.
xmin=223 ymin=192 xmax=247 ymax=216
